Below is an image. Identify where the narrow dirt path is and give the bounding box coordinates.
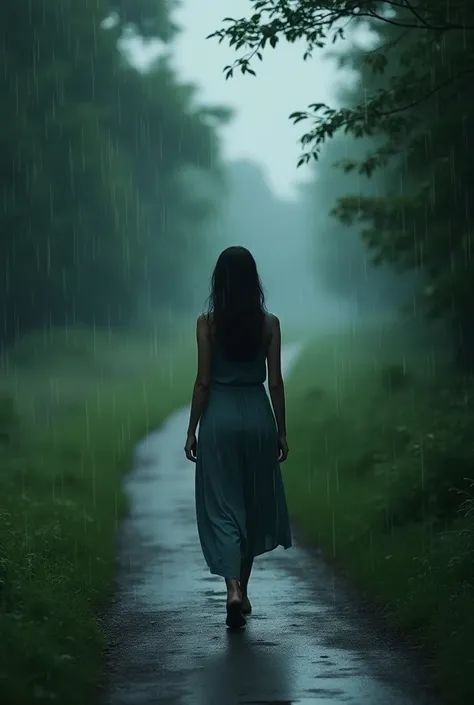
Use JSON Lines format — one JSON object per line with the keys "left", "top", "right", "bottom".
{"left": 102, "top": 343, "right": 435, "bottom": 705}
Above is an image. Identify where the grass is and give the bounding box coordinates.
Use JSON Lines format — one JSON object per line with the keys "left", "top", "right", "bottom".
{"left": 284, "top": 318, "right": 474, "bottom": 705}
{"left": 0, "top": 325, "right": 196, "bottom": 705}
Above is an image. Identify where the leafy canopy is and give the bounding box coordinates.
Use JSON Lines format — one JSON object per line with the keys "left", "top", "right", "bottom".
{"left": 209, "top": 1, "right": 474, "bottom": 175}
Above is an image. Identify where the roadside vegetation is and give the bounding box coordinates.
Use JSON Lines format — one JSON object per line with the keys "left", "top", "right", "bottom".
{"left": 0, "top": 326, "right": 195, "bottom": 705}
{"left": 285, "top": 319, "right": 474, "bottom": 705}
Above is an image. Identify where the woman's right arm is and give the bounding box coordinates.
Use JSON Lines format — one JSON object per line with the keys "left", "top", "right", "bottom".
{"left": 267, "top": 315, "right": 287, "bottom": 439}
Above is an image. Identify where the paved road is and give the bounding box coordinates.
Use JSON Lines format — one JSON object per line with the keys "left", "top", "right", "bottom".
{"left": 102, "top": 344, "right": 435, "bottom": 705}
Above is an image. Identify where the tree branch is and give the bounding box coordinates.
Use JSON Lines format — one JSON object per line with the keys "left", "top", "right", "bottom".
{"left": 375, "top": 68, "right": 474, "bottom": 118}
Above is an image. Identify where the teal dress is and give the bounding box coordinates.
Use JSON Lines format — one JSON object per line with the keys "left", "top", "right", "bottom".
{"left": 195, "top": 341, "right": 292, "bottom": 580}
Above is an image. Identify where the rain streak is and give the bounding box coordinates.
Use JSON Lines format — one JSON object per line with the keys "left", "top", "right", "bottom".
{"left": 0, "top": 2, "right": 472, "bottom": 705}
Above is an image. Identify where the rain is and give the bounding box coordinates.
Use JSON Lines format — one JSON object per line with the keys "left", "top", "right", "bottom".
{"left": 0, "top": 2, "right": 472, "bottom": 705}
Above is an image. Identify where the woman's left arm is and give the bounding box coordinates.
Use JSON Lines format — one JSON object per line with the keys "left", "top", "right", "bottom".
{"left": 186, "top": 314, "right": 211, "bottom": 438}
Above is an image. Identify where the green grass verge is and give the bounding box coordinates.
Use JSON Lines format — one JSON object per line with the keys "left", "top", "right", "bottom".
{"left": 0, "top": 327, "right": 196, "bottom": 705}
{"left": 284, "top": 320, "right": 474, "bottom": 704}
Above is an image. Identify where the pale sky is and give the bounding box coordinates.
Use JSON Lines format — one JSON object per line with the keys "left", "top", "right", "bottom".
{"left": 122, "top": 1, "right": 356, "bottom": 200}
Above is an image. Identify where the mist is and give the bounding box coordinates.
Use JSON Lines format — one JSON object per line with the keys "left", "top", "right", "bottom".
{"left": 0, "top": 1, "right": 445, "bottom": 386}
{"left": 184, "top": 157, "right": 360, "bottom": 336}
{"left": 122, "top": 2, "right": 404, "bottom": 342}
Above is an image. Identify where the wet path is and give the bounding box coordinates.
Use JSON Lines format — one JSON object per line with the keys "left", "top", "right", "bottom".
{"left": 102, "top": 344, "right": 435, "bottom": 705}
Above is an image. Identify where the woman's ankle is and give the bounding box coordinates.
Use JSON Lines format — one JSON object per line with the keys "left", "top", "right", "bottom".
{"left": 225, "top": 578, "right": 241, "bottom": 601}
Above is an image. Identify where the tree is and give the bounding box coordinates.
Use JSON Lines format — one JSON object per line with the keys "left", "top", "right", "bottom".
{"left": 210, "top": 1, "right": 474, "bottom": 173}
{"left": 301, "top": 133, "right": 417, "bottom": 314}
{"left": 0, "top": 0, "right": 227, "bottom": 344}
{"left": 108, "top": 0, "right": 178, "bottom": 39}
{"left": 211, "top": 1, "right": 474, "bottom": 366}
{"left": 302, "top": 25, "right": 421, "bottom": 315}
{"left": 331, "top": 17, "right": 474, "bottom": 364}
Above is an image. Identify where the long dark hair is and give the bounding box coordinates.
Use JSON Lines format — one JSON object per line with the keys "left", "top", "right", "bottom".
{"left": 207, "top": 246, "right": 267, "bottom": 362}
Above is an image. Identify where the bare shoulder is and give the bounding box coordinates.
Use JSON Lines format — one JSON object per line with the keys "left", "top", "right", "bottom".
{"left": 196, "top": 313, "right": 211, "bottom": 335}
{"left": 266, "top": 312, "right": 281, "bottom": 332}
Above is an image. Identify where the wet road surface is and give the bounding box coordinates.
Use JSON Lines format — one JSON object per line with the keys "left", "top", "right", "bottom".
{"left": 102, "top": 344, "right": 436, "bottom": 705}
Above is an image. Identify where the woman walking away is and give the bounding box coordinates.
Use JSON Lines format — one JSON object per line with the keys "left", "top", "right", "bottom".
{"left": 184, "top": 245, "right": 292, "bottom": 629}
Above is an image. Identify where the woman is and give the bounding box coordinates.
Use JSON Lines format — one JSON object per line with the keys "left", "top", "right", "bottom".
{"left": 184, "top": 246, "right": 292, "bottom": 629}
